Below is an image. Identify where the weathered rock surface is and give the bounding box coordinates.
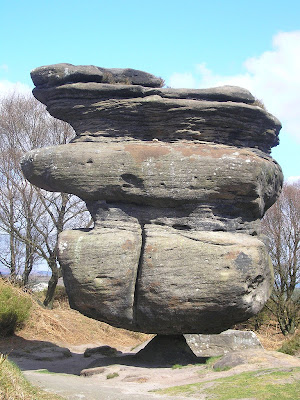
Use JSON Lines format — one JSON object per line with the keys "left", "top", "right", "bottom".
{"left": 59, "top": 226, "right": 273, "bottom": 333}
{"left": 22, "top": 142, "right": 281, "bottom": 213}
{"left": 22, "top": 64, "right": 283, "bottom": 334}
{"left": 31, "top": 63, "right": 164, "bottom": 88}
{"left": 185, "top": 330, "right": 263, "bottom": 357}
{"left": 30, "top": 64, "right": 281, "bottom": 153}
{"left": 213, "top": 349, "right": 300, "bottom": 370}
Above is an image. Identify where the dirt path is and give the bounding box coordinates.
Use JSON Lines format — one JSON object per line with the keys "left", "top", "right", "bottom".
{"left": 8, "top": 340, "right": 202, "bottom": 400}
{"left": 23, "top": 368, "right": 200, "bottom": 400}
{"left": 6, "top": 339, "right": 300, "bottom": 400}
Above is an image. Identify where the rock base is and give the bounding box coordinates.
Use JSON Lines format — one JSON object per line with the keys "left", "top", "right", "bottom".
{"left": 82, "top": 335, "right": 206, "bottom": 373}
{"left": 185, "top": 330, "right": 263, "bottom": 357}
{"left": 133, "top": 335, "right": 202, "bottom": 365}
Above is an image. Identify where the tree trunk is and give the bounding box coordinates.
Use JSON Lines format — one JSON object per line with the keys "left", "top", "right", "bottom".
{"left": 278, "top": 314, "right": 296, "bottom": 336}
{"left": 8, "top": 196, "right": 17, "bottom": 282}
{"left": 22, "top": 253, "right": 33, "bottom": 287}
{"left": 43, "top": 260, "right": 61, "bottom": 308}
{"left": 278, "top": 318, "right": 289, "bottom": 336}
{"left": 9, "top": 231, "right": 17, "bottom": 282}
{"left": 22, "top": 203, "right": 34, "bottom": 286}
{"left": 22, "top": 234, "right": 34, "bottom": 286}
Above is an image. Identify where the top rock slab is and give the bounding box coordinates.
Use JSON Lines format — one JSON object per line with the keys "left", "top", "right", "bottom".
{"left": 31, "top": 63, "right": 255, "bottom": 104}
{"left": 31, "top": 63, "right": 165, "bottom": 88}
{"left": 30, "top": 64, "right": 281, "bottom": 153}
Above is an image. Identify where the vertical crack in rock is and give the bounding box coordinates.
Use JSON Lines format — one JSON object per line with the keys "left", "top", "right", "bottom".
{"left": 133, "top": 223, "right": 146, "bottom": 327}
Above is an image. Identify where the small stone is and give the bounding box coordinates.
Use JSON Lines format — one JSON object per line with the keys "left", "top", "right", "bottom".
{"left": 84, "top": 346, "right": 119, "bottom": 357}
{"left": 80, "top": 367, "right": 106, "bottom": 376}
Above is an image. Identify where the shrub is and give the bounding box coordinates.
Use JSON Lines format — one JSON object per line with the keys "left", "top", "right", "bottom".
{"left": 278, "top": 331, "right": 300, "bottom": 355}
{"left": 0, "top": 279, "right": 32, "bottom": 337}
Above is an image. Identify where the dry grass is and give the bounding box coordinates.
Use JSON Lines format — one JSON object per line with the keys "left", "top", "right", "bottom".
{"left": 253, "top": 98, "right": 267, "bottom": 110}
{"left": 255, "top": 320, "right": 287, "bottom": 351}
{"left": 9, "top": 295, "right": 151, "bottom": 351}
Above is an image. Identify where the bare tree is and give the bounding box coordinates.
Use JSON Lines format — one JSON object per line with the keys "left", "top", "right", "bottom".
{"left": 262, "top": 181, "right": 300, "bottom": 335}
{"left": 0, "top": 92, "right": 91, "bottom": 306}
{"left": 0, "top": 150, "right": 37, "bottom": 282}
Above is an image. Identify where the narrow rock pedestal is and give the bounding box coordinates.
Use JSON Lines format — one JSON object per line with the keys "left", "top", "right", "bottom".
{"left": 82, "top": 335, "right": 205, "bottom": 372}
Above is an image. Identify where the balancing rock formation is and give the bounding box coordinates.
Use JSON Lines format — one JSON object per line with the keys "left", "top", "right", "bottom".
{"left": 22, "top": 63, "right": 283, "bottom": 334}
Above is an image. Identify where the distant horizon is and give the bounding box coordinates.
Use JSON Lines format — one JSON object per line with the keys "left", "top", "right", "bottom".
{"left": 0, "top": 268, "right": 51, "bottom": 276}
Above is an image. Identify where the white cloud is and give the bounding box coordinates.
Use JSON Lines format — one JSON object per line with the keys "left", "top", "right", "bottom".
{"left": 286, "top": 176, "right": 300, "bottom": 184}
{"left": 0, "top": 80, "right": 32, "bottom": 98}
{"left": 168, "top": 31, "right": 300, "bottom": 143}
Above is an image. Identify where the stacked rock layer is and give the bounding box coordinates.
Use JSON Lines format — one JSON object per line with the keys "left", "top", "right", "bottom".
{"left": 22, "top": 64, "right": 283, "bottom": 334}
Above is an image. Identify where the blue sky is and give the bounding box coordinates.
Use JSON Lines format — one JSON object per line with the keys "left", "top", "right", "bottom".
{"left": 1, "top": 0, "right": 299, "bottom": 181}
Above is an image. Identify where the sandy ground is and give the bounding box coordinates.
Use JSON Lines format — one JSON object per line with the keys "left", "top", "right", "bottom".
{"left": 2, "top": 335, "right": 300, "bottom": 400}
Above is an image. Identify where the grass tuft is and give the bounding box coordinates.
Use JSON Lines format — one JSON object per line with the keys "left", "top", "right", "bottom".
{"left": 253, "top": 98, "right": 267, "bottom": 110}
{"left": 205, "top": 356, "right": 222, "bottom": 367}
{"left": 0, "top": 353, "right": 65, "bottom": 399}
{"left": 172, "top": 364, "right": 184, "bottom": 369}
{"left": 106, "top": 372, "right": 119, "bottom": 379}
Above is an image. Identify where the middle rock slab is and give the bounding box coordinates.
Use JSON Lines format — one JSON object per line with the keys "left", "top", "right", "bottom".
{"left": 59, "top": 224, "right": 272, "bottom": 334}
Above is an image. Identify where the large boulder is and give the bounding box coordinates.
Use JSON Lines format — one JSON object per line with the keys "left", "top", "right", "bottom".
{"left": 22, "top": 64, "right": 283, "bottom": 334}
